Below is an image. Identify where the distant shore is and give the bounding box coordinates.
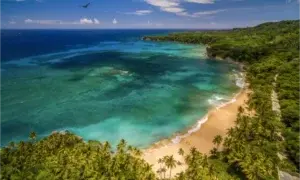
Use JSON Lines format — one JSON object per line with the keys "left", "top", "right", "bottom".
{"left": 143, "top": 86, "right": 251, "bottom": 176}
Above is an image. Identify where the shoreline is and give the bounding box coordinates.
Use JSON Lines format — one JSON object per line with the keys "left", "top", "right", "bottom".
{"left": 143, "top": 85, "right": 250, "bottom": 176}
{"left": 141, "top": 45, "right": 246, "bottom": 150}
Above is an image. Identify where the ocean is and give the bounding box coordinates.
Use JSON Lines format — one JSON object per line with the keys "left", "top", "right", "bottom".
{"left": 1, "top": 29, "right": 241, "bottom": 148}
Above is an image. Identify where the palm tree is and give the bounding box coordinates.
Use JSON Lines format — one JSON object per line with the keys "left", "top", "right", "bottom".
{"left": 29, "top": 131, "right": 37, "bottom": 142}
{"left": 19, "top": 141, "right": 25, "bottom": 151}
{"left": 226, "top": 128, "right": 235, "bottom": 136}
{"left": 190, "top": 147, "right": 197, "bottom": 155}
{"left": 210, "top": 147, "right": 218, "bottom": 157}
{"left": 238, "top": 106, "right": 244, "bottom": 113}
{"left": 157, "top": 168, "right": 163, "bottom": 179}
{"left": 212, "top": 135, "right": 223, "bottom": 150}
{"left": 103, "top": 141, "right": 111, "bottom": 155}
{"left": 161, "top": 167, "right": 167, "bottom": 179}
{"left": 9, "top": 141, "right": 15, "bottom": 149}
{"left": 177, "top": 161, "right": 182, "bottom": 166}
{"left": 178, "top": 148, "right": 184, "bottom": 156}
{"left": 176, "top": 172, "right": 185, "bottom": 180}
{"left": 164, "top": 155, "right": 177, "bottom": 179}
{"left": 127, "top": 145, "right": 133, "bottom": 152}
{"left": 117, "top": 139, "right": 127, "bottom": 153}
{"left": 157, "top": 158, "right": 165, "bottom": 179}
{"left": 133, "top": 147, "right": 142, "bottom": 157}
{"left": 208, "top": 164, "right": 215, "bottom": 178}
{"left": 158, "top": 158, "right": 164, "bottom": 169}
{"left": 202, "top": 155, "right": 209, "bottom": 167}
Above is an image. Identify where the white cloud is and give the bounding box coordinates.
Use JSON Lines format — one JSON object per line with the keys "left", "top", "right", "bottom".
{"left": 144, "top": 0, "right": 228, "bottom": 18}
{"left": 16, "top": 0, "right": 25, "bottom": 2}
{"left": 176, "top": 12, "right": 189, "bottom": 16}
{"left": 173, "top": 9, "right": 227, "bottom": 17}
{"left": 113, "top": 18, "right": 118, "bottom": 24}
{"left": 24, "top": 18, "right": 101, "bottom": 25}
{"left": 25, "top": 19, "right": 61, "bottom": 24}
{"left": 131, "top": 20, "right": 164, "bottom": 27}
{"left": 39, "top": 20, "right": 61, "bottom": 24}
{"left": 9, "top": 20, "right": 16, "bottom": 24}
{"left": 184, "top": 0, "right": 215, "bottom": 4}
{"left": 145, "top": 0, "right": 179, "bottom": 8}
{"left": 286, "top": 0, "right": 300, "bottom": 3}
{"left": 126, "top": 10, "right": 152, "bottom": 15}
{"left": 193, "top": 9, "right": 227, "bottom": 16}
{"left": 25, "top": 19, "right": 33, "bottom": 23}
{"left": 162, "top": 7, "right": 185, "bottom": 13}
{"left": 145, "top": 0, "right": 184, "bottom": 14}
{"left": 94, "top": 18, "right": 100, "bottom": 24}
{"left": 79, "top": 18, "right": 93, "bottom": 24}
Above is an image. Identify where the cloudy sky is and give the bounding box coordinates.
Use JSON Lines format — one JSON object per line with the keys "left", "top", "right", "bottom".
{"left": 1, "top": 0, "right": 299, "bottom": 29}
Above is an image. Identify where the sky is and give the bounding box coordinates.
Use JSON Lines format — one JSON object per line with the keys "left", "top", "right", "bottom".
{"left": 1, "top": 0, "right": 299, "bottom": 29}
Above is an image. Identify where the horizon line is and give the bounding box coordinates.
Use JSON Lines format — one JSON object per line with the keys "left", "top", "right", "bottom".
{"left": 1, "top": 27, "right": 240, "bottom": 30}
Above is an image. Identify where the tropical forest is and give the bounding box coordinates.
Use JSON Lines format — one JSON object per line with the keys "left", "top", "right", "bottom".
{"left": 1, "top": 20, "right": 299, "bottom": 180}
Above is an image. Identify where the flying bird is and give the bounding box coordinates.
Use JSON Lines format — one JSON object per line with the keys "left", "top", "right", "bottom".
{"left": 81, "top": 2, "right": 90, "bottom": 8}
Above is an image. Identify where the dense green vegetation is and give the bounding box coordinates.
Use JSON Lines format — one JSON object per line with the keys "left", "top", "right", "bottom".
{"left": 145, "top": 20, "right": 300, "bottom": 177}
{"left": 1, "top": 20, "right": 299, "bottom": 179}
{"left": 1, "top": 131, "right": 156, "bottom": 180}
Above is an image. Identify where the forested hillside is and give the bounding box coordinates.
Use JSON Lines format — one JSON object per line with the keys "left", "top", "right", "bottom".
{"left": 144, "top": 20, "right": 300, "bottom": 176}
{"left": 1, "top": 20, "right": 299, "bottom": 180}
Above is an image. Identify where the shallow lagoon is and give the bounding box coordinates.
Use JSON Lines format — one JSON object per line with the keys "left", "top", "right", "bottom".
{"left": 1, "top": 30, "right": 241, "bottom": 147}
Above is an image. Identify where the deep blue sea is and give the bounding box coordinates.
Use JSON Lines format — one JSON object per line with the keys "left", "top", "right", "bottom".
{"left": 1, "top": 29, "right": 241, "bottom": 147}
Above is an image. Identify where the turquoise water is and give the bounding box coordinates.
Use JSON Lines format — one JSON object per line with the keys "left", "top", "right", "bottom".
{"left": 1, "top": 30, "right": 241, "bottom": 148}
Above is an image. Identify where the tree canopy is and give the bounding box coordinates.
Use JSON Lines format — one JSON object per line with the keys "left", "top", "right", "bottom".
{"left": 1, "top": 131, "right": 156, "bottom": 180}
{"left": 2, "top": 20, "right": 299, "bottom": 179}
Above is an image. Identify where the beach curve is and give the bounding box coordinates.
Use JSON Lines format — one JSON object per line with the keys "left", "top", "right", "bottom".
{"left": 142, "top": 85, "right": 251, "bottom": 177}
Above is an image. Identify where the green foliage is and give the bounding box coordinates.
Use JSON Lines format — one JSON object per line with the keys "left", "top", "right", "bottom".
{"left": 2, "top": 20, "right": 299, "bottom": 180}
{"left": 178, "top": 148, "right": 184, "bottom": 156}
{"left": 145, "top": 20, "right": 299, "bottom": 177}
{"left": 212, "top": 135, "right": 223, "bottom": 149}
{"left": 164, "top": 155, "right": 177, "bottom": 179}
{"left": 176, "top": 148, "right": 218, "bottom": 180}
{"left": 1, "top": 132, "right": 156, "bottom": 180}
{"left": 276, "top": 55, "right": 299, "bottom": 169}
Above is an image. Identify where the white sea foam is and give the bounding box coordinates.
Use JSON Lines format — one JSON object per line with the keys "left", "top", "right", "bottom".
{"left": 47, "top": 53, "right": 81, "bottom": 63}
{"left": 5, "top": 58, "right": 37, "bottom": 66}
{"left": 171, "top": 75, "right": 244, "bottom": 144}
{"left": 234, "top": 72, "right": 245, "bottom": 88}
{"left": 216, "top": 97, "right": 237, "bottom": 110}
{"left": 208, "top": 94, "right": 228, "bottom": 106}
{"left": 171, "top": 94, "right": 238, "bottom": 144}
{"left": 171, "top": 115, "right": 208, "bottom": 144}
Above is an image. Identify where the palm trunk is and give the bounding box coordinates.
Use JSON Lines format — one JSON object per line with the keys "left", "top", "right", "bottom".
{"left": 159, "top": 164, "right": 162, "bottom": 179}
{"left": 169, "top": 168, "right": 172, "bottom": 179}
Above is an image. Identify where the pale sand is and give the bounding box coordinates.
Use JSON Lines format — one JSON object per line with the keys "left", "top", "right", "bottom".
{"left": 143, "top": 87, "right": 251, "bottom": 177}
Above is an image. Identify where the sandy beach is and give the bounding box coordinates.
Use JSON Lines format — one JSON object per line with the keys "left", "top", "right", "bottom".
{"left": 143, "top": 87, "right": 251, "bottom": 177}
